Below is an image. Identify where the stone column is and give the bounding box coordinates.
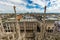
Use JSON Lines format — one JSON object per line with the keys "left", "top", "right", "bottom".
{"left": 24, "top": 22, "right": 26, "bottom": 40}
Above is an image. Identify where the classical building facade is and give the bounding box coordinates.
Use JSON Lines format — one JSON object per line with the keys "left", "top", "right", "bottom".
{"left": 0, "top": 14, "right": 60, "bottom": 40}
{"left": 0, "top": 16, "right": 42, "bottom": 40}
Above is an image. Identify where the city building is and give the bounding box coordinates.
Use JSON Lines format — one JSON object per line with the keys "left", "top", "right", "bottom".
{"left": 1, "top": 15, "right": 43, "bottom": 40}
{"left": 0, "top": 13, "right": 60, "bottom": 40}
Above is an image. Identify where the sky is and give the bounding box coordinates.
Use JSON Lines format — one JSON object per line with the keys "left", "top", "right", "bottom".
{"left": 0, "top": 0, "right": 60, "bottom": 13}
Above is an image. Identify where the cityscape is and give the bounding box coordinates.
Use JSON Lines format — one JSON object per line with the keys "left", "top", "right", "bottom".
{"left": 0, "top": 0, "right": 60, "bottom": 40}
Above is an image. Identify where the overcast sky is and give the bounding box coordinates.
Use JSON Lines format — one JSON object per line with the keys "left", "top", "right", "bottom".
{"left": 0, "top": 0, "right": 60, "bottom": 13}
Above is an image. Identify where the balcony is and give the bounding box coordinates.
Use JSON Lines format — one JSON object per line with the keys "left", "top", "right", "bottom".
{"left": 20, "top": 26, "right": 33, "bottom": 31}
{"left": 25, "top": 32, "right": 34, "bottom": 37}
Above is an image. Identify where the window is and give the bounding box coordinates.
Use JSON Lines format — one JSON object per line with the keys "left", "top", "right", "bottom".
{"left": 37, "top": 25, "right": 40, "bottom": 32}
{"left": 4, "top": 23, "right": 13, "bottom": 32}
{"left": 48, "top": 27, "right": 50, "bottom": 29}
{"left": 3, "top": 26, "right": 6, "bottom": 29}
{"left": 46, "top": 27, "right": 53, "bottom": 32}
{"left": 0, "top": 23, "right": 1, "bottom": 25}
{"left": 47, "top": 30, "right": 53, "bottom": 32}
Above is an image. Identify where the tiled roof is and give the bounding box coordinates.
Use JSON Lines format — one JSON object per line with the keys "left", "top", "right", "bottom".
{"left": 16, "top": 15, "right": 23, "bottom": 20}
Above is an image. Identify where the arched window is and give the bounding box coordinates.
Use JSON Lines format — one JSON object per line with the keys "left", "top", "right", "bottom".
{"left": 46, "top": 27, "right": 53, "bottom": 33}
{"left": 37, "top": 25, "right": 40, "bottom": 32}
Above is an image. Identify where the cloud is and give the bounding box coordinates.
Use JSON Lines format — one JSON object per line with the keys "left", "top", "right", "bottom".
{"left": 0, "top": 9, "right": 4, "bottom": 12}
{"left": 0, "top": 0, "right": 60, "bottom": 13}
{"left": 0, "top": 1, "right": 14, "bottom": 6}
{"left": 30, "top": 0, "right": 45, "bottom": 7}
{"left": 46, "top": 0, "right": 60, "bottom": 13}
{"left": 9, "top": 0, "right": 21, "bottom": 3}
{"left": 16, "top": 5, "right": 44, "bottom": 13}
